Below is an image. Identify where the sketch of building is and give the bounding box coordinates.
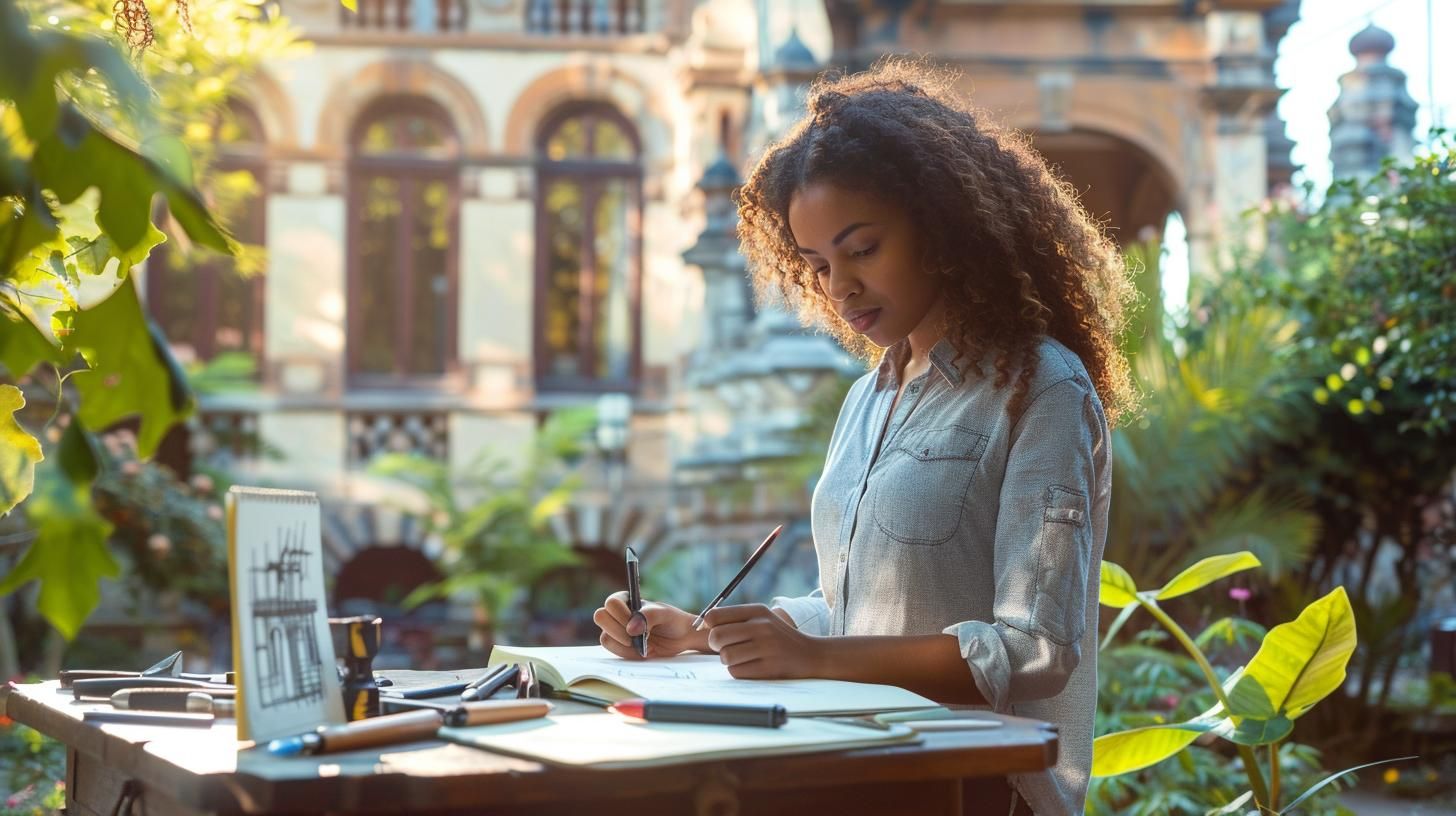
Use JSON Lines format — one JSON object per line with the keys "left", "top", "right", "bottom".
{"left": 250, "top": 521, "right": 327, "bottom": 709}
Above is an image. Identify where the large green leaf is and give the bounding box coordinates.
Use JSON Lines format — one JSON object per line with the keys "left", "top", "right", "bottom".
{"left": 1092, "top": 721, "right": 1211, "bottom": 777}
{"left": 0, "top": 384, "right": 43, "bottom": 515}
{"left": 1229, "top": 713, "right": 1292, "bottom": 745}
{"left": 1155, "top": 551, "right": 1261, "bottom": 602}
{"left": 31, "top": 106, "right": 233, "bottom": 260}
{"left": 1100, "top": 560, "right": 1140, "bottom": 609}
{"left": 0, "top": 461, "right": 118, "bottom": 639}
{"left": 67, "top": 279, "right": 193, "bottom": 457}
{"left": 0, "top": 300, "right": 63, "bottom": 378}
{"left": 1229, "top": 586, "right": 1356, "bottom": 720}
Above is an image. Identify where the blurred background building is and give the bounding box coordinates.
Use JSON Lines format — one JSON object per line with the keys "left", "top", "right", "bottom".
{"left": 136, "top": 0, "right": 1353, "bottom": 652}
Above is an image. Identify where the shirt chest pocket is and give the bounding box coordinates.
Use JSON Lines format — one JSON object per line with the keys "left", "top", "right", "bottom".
{"left": 870, "top": 425, "right": 990, "bottom": 546}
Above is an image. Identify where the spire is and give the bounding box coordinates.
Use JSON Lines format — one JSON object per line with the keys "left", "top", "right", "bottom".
{"left": 1348, "top": 22, "right": 1395, "bottom": 61}
{"left": 1328, "top": 23, "right": 1418, "bottom": 181}
{"left": 772, "top": 27, "right": 817, "bottom": 72}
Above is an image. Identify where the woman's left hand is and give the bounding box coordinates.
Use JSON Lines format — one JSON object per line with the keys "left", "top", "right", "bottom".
{"left": 702, "top": 604, "right": 826, "bottom": 679}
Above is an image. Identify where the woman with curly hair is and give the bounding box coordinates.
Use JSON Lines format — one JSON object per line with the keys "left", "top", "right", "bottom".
{"left": 595, "top": 58, "right": 1136, "bottom": 815}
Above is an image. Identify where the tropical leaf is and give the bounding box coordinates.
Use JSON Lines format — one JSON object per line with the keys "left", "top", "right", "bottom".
{"left": 1101, "top": 560, "right": 1140, "bottom": 609}
{"left": 1092, "top": 721, "right": 1213, "bottom": 777}
{"left": 0, "top": 384, "right": 43, "bottom": 514}
{"left": 1228, "top": 587, "right": 1356, "bottom": 720}
{"left": 1155, "top": 551, "right": 1261, "bottom": 602}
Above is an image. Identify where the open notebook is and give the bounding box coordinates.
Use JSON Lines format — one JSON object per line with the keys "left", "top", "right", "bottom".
{"left": 487, "top": 645, "right": 937, "bottom": 716}
{"left": 439, "top": 712, "right": 920, "bottom": 769}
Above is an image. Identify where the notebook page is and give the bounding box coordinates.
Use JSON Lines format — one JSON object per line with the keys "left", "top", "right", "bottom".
{"left": 488, "top": 645, "right": 937, "bottom": 716}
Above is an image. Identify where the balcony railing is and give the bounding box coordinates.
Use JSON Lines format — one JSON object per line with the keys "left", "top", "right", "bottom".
{"left": 525, "top": 0, "right": 645, "bottom": 35}
{"left": 347, "top": 411, "right": 450, "bottom": 468}
{"left": 341, "top": 0, "right": 468, "bottom": 32}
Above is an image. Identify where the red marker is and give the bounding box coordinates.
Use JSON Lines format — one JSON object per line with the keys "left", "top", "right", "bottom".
{"left": 609, "top": 698, "right": 787, "bottom": 728}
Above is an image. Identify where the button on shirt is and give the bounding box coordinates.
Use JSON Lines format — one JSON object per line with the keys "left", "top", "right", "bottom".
{"left": 772, "top": 336, "right": 1111, "bottom": 816}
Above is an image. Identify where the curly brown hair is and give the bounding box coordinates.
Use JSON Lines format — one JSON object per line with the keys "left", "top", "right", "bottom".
{"left": 735, "top": 58, "right": 1137, "bottom": 427}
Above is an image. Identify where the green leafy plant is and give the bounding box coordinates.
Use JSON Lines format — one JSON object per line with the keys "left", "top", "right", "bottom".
{"left": 0, "top": 0, "right": 298, "bottom": 643}
{"left": 0, "top": 0, "right": 237, "bottom": 641}
{"left": 0, "top": 713, "right": 65, "bottom": 816}
{"left": 1235, "top": 141, "right": 1456, "bottom": 749}
{"left": 1093, "top": 551, "right": 1410, "bottom": 813}
{"left": 368, "top": 408, "right": 595, "bottom": 639}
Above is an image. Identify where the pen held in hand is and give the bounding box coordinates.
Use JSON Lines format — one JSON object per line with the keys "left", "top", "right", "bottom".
{"left": 625, "top": 546, "right": 646, "bottom": 657}
{"left": 691, "top": 524, "right": 784, "bottom": 630}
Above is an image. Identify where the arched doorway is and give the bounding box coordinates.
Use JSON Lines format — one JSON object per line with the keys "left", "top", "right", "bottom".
{"left": 1031, "top": 128, "right": 1180, "bottom": 247}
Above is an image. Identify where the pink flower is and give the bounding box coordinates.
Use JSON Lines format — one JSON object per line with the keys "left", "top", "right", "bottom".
{"left": 1229, "top": 587, "right": 1252, "bottom": 602}
{"left": 1161, "top": 694, "right": 1179, "bottom": 709}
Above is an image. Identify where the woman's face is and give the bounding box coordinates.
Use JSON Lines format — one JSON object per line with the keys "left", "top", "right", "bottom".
{"left": 787, "top": 182, "right": 944, "bottom": 351}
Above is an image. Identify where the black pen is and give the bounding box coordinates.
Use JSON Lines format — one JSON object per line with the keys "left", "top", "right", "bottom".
{"left": 380, "top": 681, "right": 470, "bottom": 700}
{"left": 460, "top": 664, "right": 517, "bottom": 702}
{"left": 626, "top": 546, "right": 647, "bottom": 657}
{"left": 692, "top": 524, "right": 784, "bottom": 629}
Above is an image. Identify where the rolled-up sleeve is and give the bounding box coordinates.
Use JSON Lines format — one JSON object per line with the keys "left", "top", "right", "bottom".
{"left": 771, "top": 588, "right": 832, "bottom": 636}
{"left": 944, "top": 378, "right": 1100, "bottom": 711}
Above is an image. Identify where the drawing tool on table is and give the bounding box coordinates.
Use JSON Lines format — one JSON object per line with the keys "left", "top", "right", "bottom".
{"left": 459, "top": 664, "right": 516, "bottom": 702}
{"left": 60, "top": 651, "right": 231, "bottom": 688}
{"left": 267, "top": 699, "right": 552, "bottom": 756}
{"left": 111, "top": 689, "right": 236, "bottom": 716}
{"left": 379, "top": 680, "right": 473, "bottom": 699}
{"left": 625, "top": 546, "right": 647, "bottom": 657}
{"left": 608, "top": 699, "right": 788, "bottom": 728}
{"left": 73, "top": 676, "right": 235, "bottom": 700}
{"left": 84, "top": 710, "right": 216, "bottom": 728}
{"left": 691, "top": 524, "right": 784, "bottom": 630}
{"left": 515, "top": 662, "right": 540, "bottom": 699}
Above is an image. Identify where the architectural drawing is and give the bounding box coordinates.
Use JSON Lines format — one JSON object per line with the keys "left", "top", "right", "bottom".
{"left": 248, "top": 520, "right": 327, "bottom": 709}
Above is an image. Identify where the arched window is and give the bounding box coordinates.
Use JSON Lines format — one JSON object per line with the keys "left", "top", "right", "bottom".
{"left": 347, "top": 98, "right": 461, "bottom": 385}
{"left": 147, "top": 99, "right": 266, "bottom": 369}
{"left": 534, "top": 104, "right": 642, "bottom": 391}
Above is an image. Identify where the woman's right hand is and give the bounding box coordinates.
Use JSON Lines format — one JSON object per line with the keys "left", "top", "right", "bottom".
{"left": 593, "top": 592, "right": 710, "bottom": 659}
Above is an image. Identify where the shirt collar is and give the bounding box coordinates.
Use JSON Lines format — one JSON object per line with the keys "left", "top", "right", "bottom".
{"left": 874, "top": 338, "right": 967, "bottom": 391}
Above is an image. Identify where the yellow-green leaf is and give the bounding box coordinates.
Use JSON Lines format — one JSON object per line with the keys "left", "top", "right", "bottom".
{"left": 68, "top": 279, "right": 194, "bottom": 458}
{"left": 0, "top": 462, "right": 118, "bottom": 639}
{"left": 0, "top": 384, "right": 43, "bottom": 515}
{"left": 1229, "top": 586, "right": 1356, "bottom": 720}
{"left": 1156, "top": 551, "right": 1262, "bottom": 601}
{"left": 1092, "top": 722, "right": 1211, "bottom": 777}
{"left": 1100, "top": 560, "right": 1140, "bottom": 609}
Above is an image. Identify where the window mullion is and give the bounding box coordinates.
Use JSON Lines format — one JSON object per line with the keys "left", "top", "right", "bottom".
{"left": 577, "top": 177, "right": 600, "bottom": 379}
{"left": 395, "top": 173, "right": 417, "bottom": 378}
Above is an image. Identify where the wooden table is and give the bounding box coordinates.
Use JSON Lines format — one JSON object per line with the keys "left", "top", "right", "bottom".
{"left": 2, "top": 674, "right": 1056, "bottom": 816}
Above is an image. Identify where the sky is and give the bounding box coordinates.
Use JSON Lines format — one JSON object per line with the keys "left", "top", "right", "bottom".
{"left": 1275, "top": 0, "right": 1451, "bottom": 193}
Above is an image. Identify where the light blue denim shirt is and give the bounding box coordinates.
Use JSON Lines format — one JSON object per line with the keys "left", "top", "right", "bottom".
{"left": 773, "top": 335, "right": 1111, "bottom": 816}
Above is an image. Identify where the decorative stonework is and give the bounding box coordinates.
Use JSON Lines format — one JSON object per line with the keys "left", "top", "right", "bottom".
{"left": 315, "top": 58, "right": 491, "bottom": 157}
